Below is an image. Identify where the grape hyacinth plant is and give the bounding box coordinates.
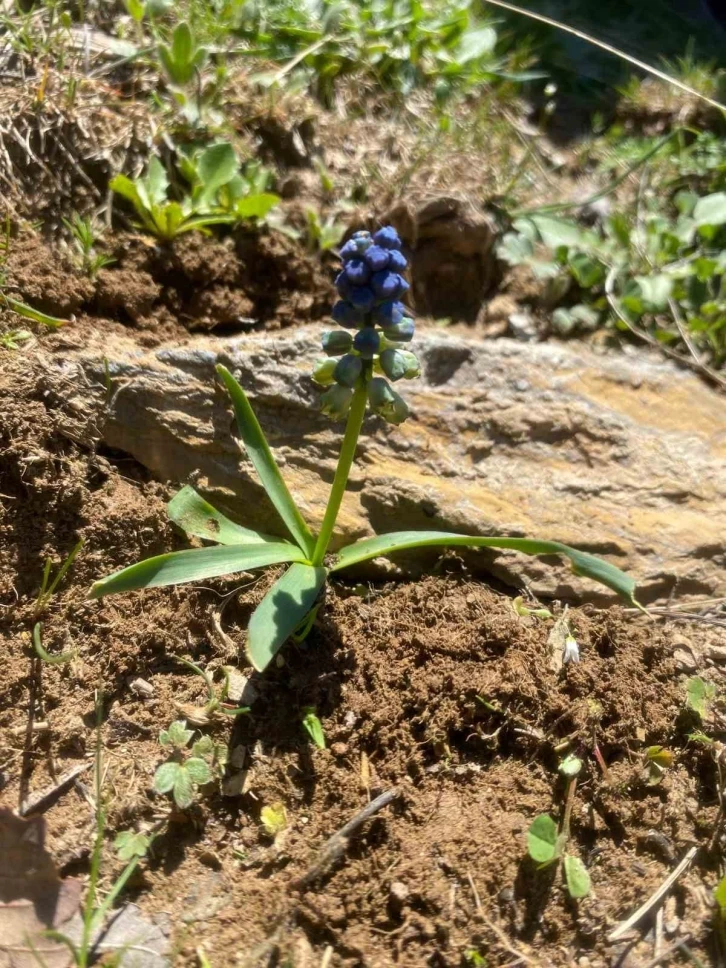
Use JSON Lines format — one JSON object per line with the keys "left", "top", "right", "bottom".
{"left": 91, "top": 225, "right": 642, "bottom": 672}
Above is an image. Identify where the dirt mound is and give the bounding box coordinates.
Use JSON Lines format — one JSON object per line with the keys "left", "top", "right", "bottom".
{"left": 0, "top": 351, "right": 722, "bottom": 967}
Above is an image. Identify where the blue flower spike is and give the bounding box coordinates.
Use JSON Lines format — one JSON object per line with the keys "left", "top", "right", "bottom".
{"left": 315, "top": 225, "right": 417, "bottom": 424}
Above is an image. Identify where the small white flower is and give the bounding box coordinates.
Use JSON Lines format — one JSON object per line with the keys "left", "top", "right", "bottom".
{"left": 563, "top": 635, "right": 580, "bottom": 664}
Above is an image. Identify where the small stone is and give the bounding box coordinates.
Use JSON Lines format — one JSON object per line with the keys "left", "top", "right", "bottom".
{"left": 330, "top": 742, "right": 348, "bottom": 756}
{"left": 129, "top": 677, "right": 154, "bottom": 698}
{"left": 229, "top": 745, "right": 247, "bottom": 769}
{"left": 224, "top": 668, "right": 258, "bottom": 705}
{"left": 508, "top": 312, "right": 538, "bottom": 341}
{"left": 390, "top": 881, "right": 409, "bottom": 902}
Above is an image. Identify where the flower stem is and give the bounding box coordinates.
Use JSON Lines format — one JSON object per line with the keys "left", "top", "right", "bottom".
{"left": 311, "top": 380, "right": 368, "bottom": 566}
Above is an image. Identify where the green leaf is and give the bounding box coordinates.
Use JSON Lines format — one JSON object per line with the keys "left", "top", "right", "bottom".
{"left": 216, "top": 365, "right": 315, "bottom": 557}
{"left": 173, "top": 766, "right": 195, "bottom": 808}
{"left": 172, "top": 21, "right": 193, "bottom": 67}
{"left": 247, "top": 563, "right": 328, "bottom": 671}
{"left": 686, "top": 676, "right": 716, "bottom": 719}
{"left": 715, "top": 875, "right": 726, "bottom": 916}
{"left": 302, "top": 707, "right": 326, "bottom": 749}
{"left": 154, "top": 761, "right": 180, "bottom": 794}
{"left": 185, "top": 757, "right": 212, "bottom": 784}
{"left": 89, "top": 542, "right": 306, "bottom": 598}
{"left": 528, "top": 215, "right": 589, "bottom": 249}
{"left": 564, "top": 854, "right": 591, "bottom": 898}
{"left": 527, "top": 814, "right": 559, "bottom": 864}
{"left": 192, "top": 735, "right": 215, "bottom": 759}
{"left": 110, "top": 173, "right": 144, "bottom": 209}
{"left": 32, "top": 623, "right": 75, "bottom": 665}
{"left": 635, "top": 274, "right": 673, "bottom": 311}
{"left": 559, "top": 754, "right": 582, "bottom": 777}
{"left": 4, "top": 296, "right": 68, "bottom": 329}
{"left": 331, "top": 532, "right": 640, "bottom": 606}
{"left": 260, "top": 803, "right": 286, "bottom": 835}
{"left": 197, "top": 142, "right": 238, "bottom": 194}
{"left": 160, "top": 720, "right": 193, "bottom": 748}
{"left": 115, "top": 830, "right": 150, "bottom": 861}
{"left": 568, "top": 252, "right": 603, "bottom": 289}
{"left": 496, "top": 232, "right": 533, "bottom": 265}
{"left": 693, "top": 192, "right": 726, "bottom": 227}
{"left": 234, "top": 193, "right": 280, "bottom": 221}
{"left": 144, "top": 156, "right": 169, "bottom": 208}
{"left": 167, "top": 485, "right": 283, "bottom": 545}
{"left": 457, "top": 26, "right": 496, "bottom": 62}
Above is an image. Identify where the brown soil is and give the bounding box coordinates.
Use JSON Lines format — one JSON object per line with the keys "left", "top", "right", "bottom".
{"left": 1, "top": 350, "right": 724, "bottom": 968}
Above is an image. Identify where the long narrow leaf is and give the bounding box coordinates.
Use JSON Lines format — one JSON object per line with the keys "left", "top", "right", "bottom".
{"left": 90, "top": 542, "right": 306, "bottom": 598}
{"left": 216, "top": 365, "right": 315, "bottom": 557}
{"left": 247, "top": 563, "right": 327, "bottom": 671}
{"left": 331, "top": 531, "right": 640, "bottom": 606}
{"left": 4, "top": 296, "right": 67, "bottom": 329}
{"left": 167, "top": 485, "right": 285, "bottom": 546}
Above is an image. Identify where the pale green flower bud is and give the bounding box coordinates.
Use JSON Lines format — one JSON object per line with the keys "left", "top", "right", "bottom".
{"left": 320, "top": 384, "right": 353, "bottom": 420}
{"left": 322, "top": 330, "right": 353, "bottom": 357}
{"left": 379, "top": 348, "right": 420, "bottom": 382}
{"left": 312, "top": 358, "right": 337, "bottom": 386}
{"left": 368, "top": 377, "right": 409, "bottom": 425}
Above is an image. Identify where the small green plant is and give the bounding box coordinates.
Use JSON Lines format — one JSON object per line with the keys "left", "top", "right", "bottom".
{"left": 302, "top": 707, "right": 326, "bottom": 749}
{"left": 110, "top": 156, "right": 234, "bottom": 242}
{"left": 0, "top": 220, "right": 67, "bottom": 334}
{"left": 527, "top": 755, "right": 591, "bottom": 899}
{"left": 63, "top": 214, "right": 115, "bottom": 278}
{"left": 686, "top": 675, "right": 717, "bottom": 719}
{"left": 153, "top": 719, "right": 220, "bottom": 809}
{"left": 304, "top": 207, "right": 346, "bottom": 253}
{"left": 91, "top": 225, "right": 641, "bottom": 672}
{"left": 111, "top": 145, "right": 279, "bottom": 242}
{"left": 158, "top": 21, "right": 207, "bottom": 87}
{"left": 498, "top": 189, "right": 726, "bottom": 369}
{"left": 175, "top": 655, "right": 250, "bottom": 724}
{"left": 0, "top": 328, "right": 31, "bottom": 349}
{"left": 260, "top": 802, "right": 287, "bottom": 837}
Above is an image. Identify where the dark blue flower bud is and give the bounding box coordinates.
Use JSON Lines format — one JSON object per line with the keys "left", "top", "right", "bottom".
{"left": 363, "top": 245, "right": 390, "bottom": 272}
{"left": 382, "top": 317, "right": 415, "bottom": 342}
{"left": 321, "top": 384, "right": 353, "bottom": 419}
{"left": 335, "top": 270, "right": 351, "bottom": 298}
{"left": 322, "top": 330, "right": 353, "bottom": 356}
{"left": 353, "top": 326, "right": 380, "bottom": 359}
{"left": 380, "top": 348, "right": 420, "bottom": 381}
{"left": 334, "top": 354, "right": 363, "bottom": 388}
{"left": 349, "top": 286, "right": 375, "bottom": 312}
{"left": 371, "top": 270, "right": 405, "bottom": 300}
{"left": 372, "top": 300, "right": 405, "bottom": 326}
{"left": 373, "top": 226, "right": 402, "bottom": 250}
{"left": 340, "top": 239, "right": 360, "bottom": 261}
{"left": 344, "top": 259, "right": 371, "bottom": 286}
{"left": 332, "top": 300, "right": 363, "bottom": 329}
{"left": 387, "top": 249, "right": 407, "bottom": 272}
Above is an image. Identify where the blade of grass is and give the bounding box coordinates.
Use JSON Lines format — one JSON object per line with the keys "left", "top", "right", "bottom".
{"left": 89, "top": 542, "right": 307, "bottom": 598}
{"left": 331, "top": 531, "right": 641, "bottom": 606}
{"left": 4, "top": 295, "right": 68, "bottom": 328}
{"left": 33, "top": 623, "right": 76, "bottom": 665}
{"left": 216, "top": 365, "right": 315, "bottom": 557}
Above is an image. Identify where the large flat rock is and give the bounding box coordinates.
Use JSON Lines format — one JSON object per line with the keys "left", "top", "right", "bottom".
{"left": 54, "top": 328, "right": 725, "bottom": 604}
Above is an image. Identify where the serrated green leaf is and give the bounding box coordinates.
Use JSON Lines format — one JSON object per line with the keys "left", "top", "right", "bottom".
{"left": 90, "top": 541, "right": 305, "bottom": 598}
{"left": 302, "top": 707, "right": 326, "bottom": 749}
{"left": 235, "top": 193, "right": 280, "bottom": 220}
{"left": 564, "top": 854, "right": 591, "bottom": 898}
{"left": 496, "top": 232, "right": 533, "bottom": 265}
{"left": 192, "top": 734, "right": 215, "bottom": 759}
{"left": 185, "top": 757, "right": 212, "bottom": 784}
{"left": 154, "top": 761, "right": 180, "bottom": 794}
{"left": 161, "top": 720, "right": 194, "bottom": 748}
{"left": 144, "top": 156, "right": 169, "bottom": 208}
{"left": 167, "top": 486, "right": 283, "bottom": 546}
{"left": 216, "top": 365, "right": 315, "bottom": 557}
{"left": 247, "top": 563, "right": 328, "bottom": 671}
{"left": 331, "top": 532, "right": 640, "bottom": 606}
{"left": 527, "top": 814, "right": 559, "bottom": 864}
{"left": 115, "top": 830, "right": 150, "bottom": 861}
{"left": 173, "top": 766, "right": 195, "bottom": 808}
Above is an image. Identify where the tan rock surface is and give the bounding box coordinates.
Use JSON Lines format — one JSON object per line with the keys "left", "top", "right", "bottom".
{"left": 53, "top": 328, "right": 725, "bottom": 604}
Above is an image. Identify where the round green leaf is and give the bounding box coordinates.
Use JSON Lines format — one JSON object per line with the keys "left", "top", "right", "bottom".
{"left": 185, "top": 757, "right": 213, "bottom": 785}
{"left": 154, "top": 761, "right": 180, "bottom": 794}
{"left": 559, "top": 754, "right": 583, "bottom": 777}
{"left": 527, "top": 814, "right": 558, "bottom": 864}
{"left": 694, "top": 192, "right": 726, "bottom": 227}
